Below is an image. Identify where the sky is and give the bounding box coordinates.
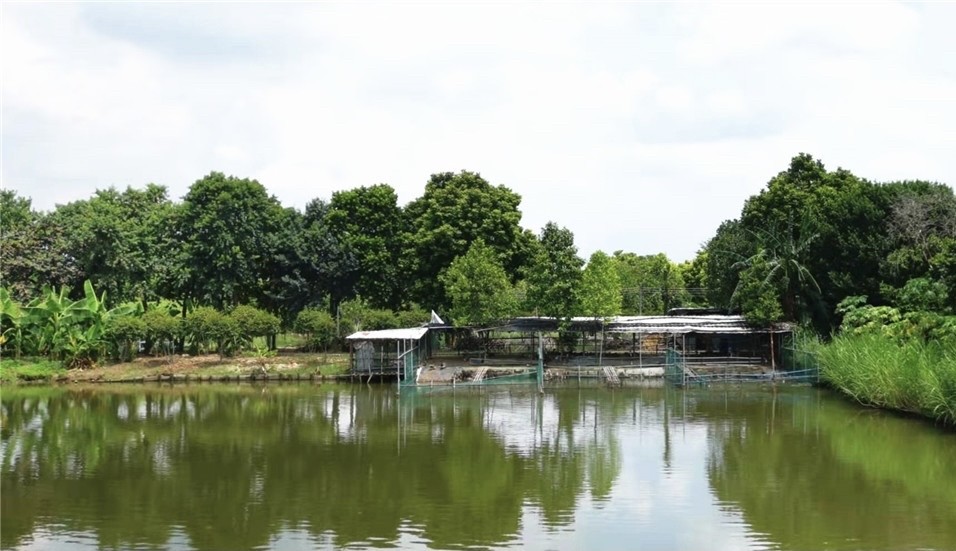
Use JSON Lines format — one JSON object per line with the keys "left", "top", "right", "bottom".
{"left": 3, "top": 2, "right": 955, "bottom": 262}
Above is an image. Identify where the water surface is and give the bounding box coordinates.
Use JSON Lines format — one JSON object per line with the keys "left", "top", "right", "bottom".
{"left": 2, "top": 383, "right": 954, "bottom": 550}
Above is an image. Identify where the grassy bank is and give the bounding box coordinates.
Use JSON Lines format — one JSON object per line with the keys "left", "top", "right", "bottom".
{"left": 0, "top": 352, "right": 351, "bottom": 385}
{"left": 0, "top": 359, "right": 68, "bottom": 384}
{"left": 817, "top": 334, "right": 956, "bottom": 425}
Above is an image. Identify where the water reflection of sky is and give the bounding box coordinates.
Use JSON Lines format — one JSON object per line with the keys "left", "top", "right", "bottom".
{"left": 508, "top": 407, "right": 774, "bottom": 551}
{"left": 391, "top": 388, "right": 777, "bottom": 551}
{"left": 4, "top": 385, "right": 955, "bottom": 551}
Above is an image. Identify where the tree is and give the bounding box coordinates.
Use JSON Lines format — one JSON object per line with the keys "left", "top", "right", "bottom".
{"left": 525, "top": 223, "right": 583, "bottom": 319}
{"left": 277, "top": 200, "right": 358, "bottom": 318}
{"left": 0, "top": 199, "right": 80, "bottom": 302}
{"left": 738, "top": 223, "right": 821, "bottom": 322}
{"left": 702, "top": 220, "right": 755, "bottom": 310}
{"left": 578, "top": 251, "right": 622, "bottom": 319}
{"left": 404, "top": 171, "right": 530, "bottom": 307}
{"left": 612, "top": 252, "right": 688, "bottom": 315}
{"left": 48, "top": 185, "right": 176, "bottom": 305}
{"left": 325, "top": 184, "right": 405, "bottom": 309}
{"left": 888, "top": 183, "right": 956, "bottom": 262}
{"left": 733, "top": 253, "right": 784, "bottom": 327}
{"left": 0, "top": 189, "right": 35, "bottom": 229}
{"left": 441, "top": 240, "right": 517, "bottom": 326}
{"left": 738, "top": 154, "right": 889, "bottom": 328}
{"left": 177, "top": 173, "right": 286, "bottom": 310}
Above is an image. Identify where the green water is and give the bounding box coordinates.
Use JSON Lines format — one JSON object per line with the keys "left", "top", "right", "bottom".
{"left": 1, "top": 383, "right": 954, "bottom": 550}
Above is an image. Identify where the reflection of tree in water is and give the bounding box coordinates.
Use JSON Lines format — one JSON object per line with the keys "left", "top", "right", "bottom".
{"left": 701, "top": 389, "right": 956, "bottom": 551}
{"left": 1, "top": 384, "right": 627, "bottom": 550}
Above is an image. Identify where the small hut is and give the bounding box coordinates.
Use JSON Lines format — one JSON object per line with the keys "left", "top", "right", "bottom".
{"left": 346, "top": 327, "right": 430, "bottom": 384}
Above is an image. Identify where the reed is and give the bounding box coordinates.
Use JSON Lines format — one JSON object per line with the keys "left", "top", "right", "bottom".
{"left": 818, "top": 334, "right": 956, "bottom": 425}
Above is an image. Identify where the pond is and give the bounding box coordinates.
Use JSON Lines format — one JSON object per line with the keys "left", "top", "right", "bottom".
{"left": 1, "top": 383, "right": 955, "bottom": 550}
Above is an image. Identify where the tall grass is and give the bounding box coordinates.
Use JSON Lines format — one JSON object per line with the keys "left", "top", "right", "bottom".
{"left": 817, "top": 334, "right": 956, "bottom": 425}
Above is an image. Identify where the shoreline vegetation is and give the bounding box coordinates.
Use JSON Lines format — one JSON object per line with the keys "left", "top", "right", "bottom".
{"left": 2, "top": 153, "right": 955, "bottom": 426}
{"left": 818, "top": 335, "right": 956, "bottom": 427}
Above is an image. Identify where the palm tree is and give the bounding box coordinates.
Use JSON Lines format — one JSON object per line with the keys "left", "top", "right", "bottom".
{"left": 733, "top": 220, "right": 821, "bottom": 322}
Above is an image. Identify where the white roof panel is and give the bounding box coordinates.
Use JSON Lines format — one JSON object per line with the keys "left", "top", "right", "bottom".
{"left": 345, "top": 327, "right": 429, "bottom": 341}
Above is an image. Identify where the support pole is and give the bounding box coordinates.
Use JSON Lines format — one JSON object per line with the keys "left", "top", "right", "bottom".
{"left": 770, "top": 328, "right": 776, "bottom": 373}
{"left": 537, "top": 331, "right": 544, "bottom": 393}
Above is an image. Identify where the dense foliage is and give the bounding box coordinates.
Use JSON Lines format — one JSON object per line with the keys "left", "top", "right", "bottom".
{"left": 696, "top": 153, "right": 956, "bottom": 330}
{"left": 3, "top": 156, "right": 954, "bottom": 374}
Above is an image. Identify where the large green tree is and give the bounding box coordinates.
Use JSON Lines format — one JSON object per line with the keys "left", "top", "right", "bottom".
{"left": 882, "top": 182, "right": 956, "bottom": 309}
{"left": 403, "top": 171, "right": 531, "bottom": 308}
{"left": 525, "top": 223, "right": 583, "bottom": 319}
{"left": 325, "top": 184, "right": 405, "bottom": 309}
{"left": 176, "top": 173, "right": 286, "bottom": 310}
{"left": 737, "top": 154, "right": 890, "bottom": 328}
{"left": 48, "top": 185, "right": 175, "bottom": 305}
{"left": 0, "top": 192, "right": 80, "bottom": 302}
{"left": 441, "top": 240, "right": 517, "bottom": 326}
{"left": 702, "top": 219, "right": 754, "bottom": 310}
{"left": 579, "top": 251, "right": 622, "bottom": 318}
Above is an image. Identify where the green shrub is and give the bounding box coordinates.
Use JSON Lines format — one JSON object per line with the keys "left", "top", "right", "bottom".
{"left": 363, "top": 309, "right": 398, "bottom": 330}
{"left": 294, "top": 308, "right": 336, "bottom": 352}
{"left": 208, "top": 314, "right": 242, "bottom": 359}
{"left": 394, "top": 307, "right": 430, "bottom": 328}
{"left": 142, "top": 309, "right": 181, "bottom": 356}
{"left": 338, "top": 297, "right": 397, "bottom": 333}
{"left": 105, "top": 315, "right": 146, "bottom": 361}
{"left": 229, "top": 305, "right": 280, "bottom": 340}
{"left": 184, "top": 307, "right": 223, "bottom": 354}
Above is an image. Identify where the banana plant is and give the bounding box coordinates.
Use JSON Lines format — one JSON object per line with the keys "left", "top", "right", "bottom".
{"left": 0, "top": 288, "right": 25, "bottom": 359}
{"left": 25, "top": 285, "right": 74, "bottom": 359}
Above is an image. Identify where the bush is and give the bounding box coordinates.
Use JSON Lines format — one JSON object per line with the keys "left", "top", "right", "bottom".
{"left": 208, "top": 315, "right": 242, "bottom": 358}
{"left": 143, "top": 309, "right": 181, "bottom": 356}
{"left": 363, "top": 309, "right": 398, "bottom": 330}
{"left": 230, "top": 305, "right": 280, "bottom": 340}
{"left": 338, "top": 297, "right": 397, "bottom": 333}
{"left": 105, "top": 315, "right": 146, "bottom": 361}
{"left": 294, "top": 308, "right": 336, "bottom": 352}
{"left": 184, "top": 307, "right": 224, "bottom": 354}
{"left": 394, "top": 307, "right": 430, "bottom": 328}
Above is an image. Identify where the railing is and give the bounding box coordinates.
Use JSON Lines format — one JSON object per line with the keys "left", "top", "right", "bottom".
{"left": 664, "top": 347, "right": 820, "bottom": 386}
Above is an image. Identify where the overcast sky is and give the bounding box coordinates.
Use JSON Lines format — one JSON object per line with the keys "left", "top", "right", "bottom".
{"left": 3, "top": 2, "right": 955, "bottom": 261}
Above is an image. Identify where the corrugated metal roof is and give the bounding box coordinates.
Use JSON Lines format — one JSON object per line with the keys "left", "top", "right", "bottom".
{"left": 500, "top": 315, "right": 790, "bottom": 334}
{"left": 345, "top": 327, "right": 430, "bottom": 341}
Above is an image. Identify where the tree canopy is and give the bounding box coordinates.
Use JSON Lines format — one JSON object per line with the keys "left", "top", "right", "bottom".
{"left": 3, "top": 154, "right": 953, "bottom": 356}
{"left": 442, "top": 240, "right": 517, "bottom": 326}
{"left": 404, "top": 171, "right": 530, "bottom": 308}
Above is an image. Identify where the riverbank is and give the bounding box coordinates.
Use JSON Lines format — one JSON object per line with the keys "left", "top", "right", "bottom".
{"left": 0, "top": 351, "right": 352, "bottom": 384}
{"left": 817, "top": 334, "right": 956, "bottom": 426}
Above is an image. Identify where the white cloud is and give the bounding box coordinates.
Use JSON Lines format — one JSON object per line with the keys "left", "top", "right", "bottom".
{"left": 2, "top": 2, "right": 954, "bottom": 261}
